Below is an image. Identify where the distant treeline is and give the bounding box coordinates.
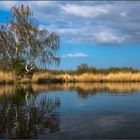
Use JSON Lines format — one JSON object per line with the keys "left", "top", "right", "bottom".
{"left": 38, "top": 64, "right": 140, "bottom": 75}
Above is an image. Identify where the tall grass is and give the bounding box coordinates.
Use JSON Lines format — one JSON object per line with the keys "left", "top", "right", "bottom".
{"left": 33, "top": 72, "right": 140, "bottom": 82}
{"left": 1, "top": 71, "right": 140, "bottom": 83}
{"left": 0, "top": 71, "right": 14, "bottom": 83}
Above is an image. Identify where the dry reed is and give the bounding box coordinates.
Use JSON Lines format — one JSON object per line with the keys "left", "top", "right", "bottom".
{"left": 32, "top": 72, "right": 140, "bottom": 82}
{"left": 1, "top": 71, "right": 140, "bottom": 83}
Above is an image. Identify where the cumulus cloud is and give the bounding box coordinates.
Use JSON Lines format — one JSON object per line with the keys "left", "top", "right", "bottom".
{"left": 0, "top": 1, "right": 17, "bottom": 10}
{"left": 63, "top": 53, "right": 88, "bottom": 58}
{"left": 120, "top": 12, "right": 128, "bottom": 17}
{"left": 52, "top": 27, "right": 78, "bottom": 35}
{"left": 94, "top": 30, "right": 125, "bottom": 44}
{"left": 61, "top": 4, "right": 110, "bottom": 18}
{"left": 1, "top": 1, "right": 140, "bottom": 45}
{"left": 0, "top": 1, "right": 56, "bottom": 10}
{"left": 30, "top": 1, "right": 55, "bottom": 7}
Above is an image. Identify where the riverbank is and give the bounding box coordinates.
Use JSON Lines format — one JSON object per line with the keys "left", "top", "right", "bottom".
{"left": 1, "top": 71, "right": 140, "bottom": 84}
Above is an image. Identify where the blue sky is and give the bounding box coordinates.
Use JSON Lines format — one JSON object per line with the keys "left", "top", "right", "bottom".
{"left": 0, "top": 1, "right": 140, "bottom": 70}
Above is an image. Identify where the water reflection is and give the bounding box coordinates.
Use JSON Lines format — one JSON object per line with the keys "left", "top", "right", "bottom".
{"left": 32, "top": 82, "right": 140, "bottom": 99}
{"left": 1, "top": 82, "right": 140, "bottom": 96}
{"left": 0, "top": 85, "right": 60, "bottom": 139}
{"left": 0, "top": 82, "right": 140, "bottom": 138}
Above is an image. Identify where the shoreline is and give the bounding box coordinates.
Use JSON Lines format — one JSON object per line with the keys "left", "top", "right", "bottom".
{"left": 1, "top": 71, "right": 140, "bottom": 84}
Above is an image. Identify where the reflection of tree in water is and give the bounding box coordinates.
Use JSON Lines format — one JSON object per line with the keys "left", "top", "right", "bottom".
{"left": 76, "top": 87, "right": 97, "bottom": 98}
{"left": 31, "top": 83, "right": 135, "bottom": 99}
{"left": 0, "top": 86, "right": 60, "bottom": 139}
{"left": 76, "top": 88, "right": 134, "bottom": 98}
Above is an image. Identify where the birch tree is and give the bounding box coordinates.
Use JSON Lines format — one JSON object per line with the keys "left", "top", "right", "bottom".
{"left": 0, "top": 4, "right": 60, "bottom": 74}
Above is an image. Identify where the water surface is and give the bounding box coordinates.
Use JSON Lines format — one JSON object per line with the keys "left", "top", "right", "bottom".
{"left": 0, "top": 83, "right": 140, "bottom": 139}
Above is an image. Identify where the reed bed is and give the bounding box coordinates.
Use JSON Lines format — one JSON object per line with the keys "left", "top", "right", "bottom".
{"left": 1, "top": 71, "right": 140, "bottom": 83}
{"left": 33, "top": 72, "right": 140, "bottom": 82}
{"left": 32, "top": 72, "right": 50, "bottom": 82}
{"left": 0, "top": 71, "right": 14, "bottom": 83}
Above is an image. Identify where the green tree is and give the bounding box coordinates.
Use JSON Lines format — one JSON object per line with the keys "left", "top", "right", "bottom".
{"left": 0, "top": 4, "right": 60, "bottom": 75}
{"left": 77, "top": 64, "right": 89, "bottom": 73}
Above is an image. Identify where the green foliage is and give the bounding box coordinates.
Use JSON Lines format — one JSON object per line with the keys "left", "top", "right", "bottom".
{"left": 77, "top": 64, "right": 94, "bottom": 74}
{"left": 9, "top": 59, "right": 26, "bottom": 76}
{"left": 34, "top": 64, "right": 139, "bottom": 77}
{"left": 75, "top": 64, "right": 139, "bottom": 74}
{"left": 40, "top": 64, "right": 139, "bottom": 75}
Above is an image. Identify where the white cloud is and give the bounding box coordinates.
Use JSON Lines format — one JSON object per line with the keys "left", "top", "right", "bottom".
{"left": 120, "top": 12, "right": 128, "bottom": 17}
{"left": 40, "top": 24, "right": 125, "bottom": 45}
{"left": 94, "top": 30, "right": 125, "bottom": 44}
{"left": 0, "top": 1, "right": 140, "bottom": 45}
{"left": 56, "top": 28, "right": 77, "bottom": 34}
{"left": 0, "top": 1, "right": 56, "bottom": 11}
{"left": 39, "top": 24, "right": 80, "bottom": 35}
{"left": 31, "top": 1, "right": 55, "bottom": 7}
{"left": 63, "top": 53, "right": 88, "bottom": 58}
{"left": 61, "top": 4, "right": 110, "bottom": 18}
{"left": 0, "top": 1, "right": 17, "bottom": 10}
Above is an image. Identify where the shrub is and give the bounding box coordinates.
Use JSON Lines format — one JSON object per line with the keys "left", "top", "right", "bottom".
{"left": 9, "top": 59, "right": 26, "bottom": 76}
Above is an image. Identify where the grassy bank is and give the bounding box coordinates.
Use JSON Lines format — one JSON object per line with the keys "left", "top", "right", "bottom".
{"left": 33, "top": 72, "right": 140, "bottom": 83}
{"left": 2, "top": 71, "right": 140, "bottom": 84}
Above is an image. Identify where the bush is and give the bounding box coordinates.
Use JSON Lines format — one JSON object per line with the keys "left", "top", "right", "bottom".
{"left": 9, "top": 59, "right": 26, "bottom": 76}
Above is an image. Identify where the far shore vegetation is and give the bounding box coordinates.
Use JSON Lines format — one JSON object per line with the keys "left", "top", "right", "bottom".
{"left": 0, "top": 4, "right": 140, "bottom": 84}
{"left": 1, "top": 64, "right": 140, "bottom": 84}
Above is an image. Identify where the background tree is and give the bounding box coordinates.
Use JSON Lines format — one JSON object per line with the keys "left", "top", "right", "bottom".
{"left": 77, "top": 64, "right": 90, "bottom": 73}
{"left": 0, "top": 4, "right": 60, "bottom": 75}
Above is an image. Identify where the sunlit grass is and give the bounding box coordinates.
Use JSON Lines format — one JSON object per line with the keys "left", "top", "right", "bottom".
{"left": 1, "top": 71, "right": 140, "bottom": 83}
{"left": 0, "top": 71, "right": 14, "bottom": 83}
{"left": 32, "top": 72, "right": 140, "bottom": 82}
{"left": 32, "top": 72, "right": 50, "bottom": 82}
